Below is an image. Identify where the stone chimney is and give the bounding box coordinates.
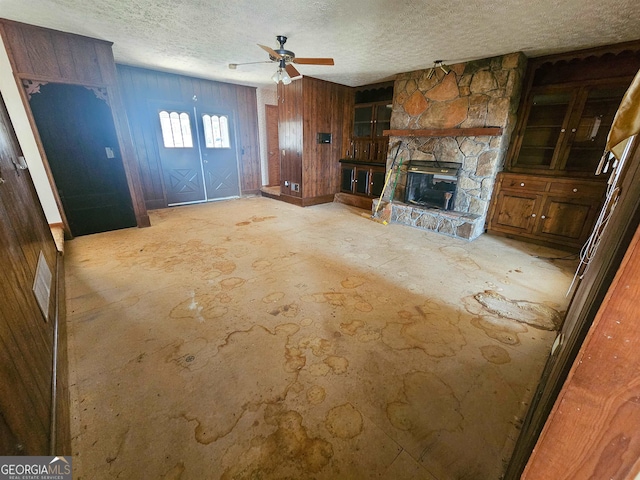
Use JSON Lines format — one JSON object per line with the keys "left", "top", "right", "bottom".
{"left": 381, "top": 52, "right": 527, "bottom": 240}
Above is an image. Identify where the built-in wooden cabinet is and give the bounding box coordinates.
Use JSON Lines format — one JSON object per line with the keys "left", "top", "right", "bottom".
{"left": 334, "top": 82, "right": 392, "bottom": 209}
{"left": 489, "top": 173, "right": 606, "bottom": 250}
{"left": 489, "top": 41, "right": 640, "bottom": 250}
{"left": 352, "top": 102, "right": 392, "bottom": 163}
{"left": 340, "top": 161, "right": 386, "bottom": 198}
{"left": 348, "top": 82, "right": 393, "bottom": 165}
{"left": 509, "top": 82, "right": 629, "bottom": 176}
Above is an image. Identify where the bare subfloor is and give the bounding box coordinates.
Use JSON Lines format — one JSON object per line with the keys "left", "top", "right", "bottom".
{"left": 65, "top": 197, "right": 577, "bottom": 479}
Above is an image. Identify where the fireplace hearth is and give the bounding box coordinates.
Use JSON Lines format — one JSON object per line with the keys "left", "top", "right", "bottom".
{"left": 405, "top": 160, "right": 461, "bottom": 210}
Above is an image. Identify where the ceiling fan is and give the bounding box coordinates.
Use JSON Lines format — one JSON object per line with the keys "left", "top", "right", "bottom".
{"left": 229, "top": 35, "right": 334, "bottom": 84}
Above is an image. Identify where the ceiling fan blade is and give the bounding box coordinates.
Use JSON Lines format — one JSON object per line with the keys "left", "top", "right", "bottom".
{"left": 285, "top": 63, "right": 301, "bottom": 78}
{"left": 229, "top": 61, "right": 272, "bottom": 69}
{"left": 258, "top": 44, "right": 282, "bottom": 60}
{"left": 293, "top": 58, "right": 334, "bottom": 66}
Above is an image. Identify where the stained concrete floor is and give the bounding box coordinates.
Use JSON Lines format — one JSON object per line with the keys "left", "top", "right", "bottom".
{"left": 65, "top": 197, "right": 577, "bottom": 479}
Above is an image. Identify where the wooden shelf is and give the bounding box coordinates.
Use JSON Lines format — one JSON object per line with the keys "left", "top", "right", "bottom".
{"left": 383, "top": 128, "right": 503, "bottom": 137}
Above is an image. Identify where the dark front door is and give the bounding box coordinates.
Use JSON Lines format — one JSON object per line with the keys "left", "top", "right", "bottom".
{"left": 29, "top": 83, "right": 136, "bottom": 236}
{"left": 198, "top": 110, "right": 240, "bottom": 200}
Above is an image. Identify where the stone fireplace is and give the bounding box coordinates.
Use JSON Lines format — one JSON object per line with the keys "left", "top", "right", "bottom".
{"left": 376, "top": 53, "right": 526, "bottom": 240}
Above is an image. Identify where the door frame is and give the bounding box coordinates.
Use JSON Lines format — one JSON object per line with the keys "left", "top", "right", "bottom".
{"left": 19, "top": 78, "right": 149, "bottom": 237}
{"left": 265, "top": 104, "right": 280, "bottom": 187}
{"left": 28, "top": 82, "right": 138, "bottom": 236}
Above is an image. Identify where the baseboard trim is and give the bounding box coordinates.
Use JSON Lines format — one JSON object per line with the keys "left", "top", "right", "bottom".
{"left": 334, "top": 193, "right": 373, "bottom": 210}
{"left": 302, "top": 194, "right": 335, "bottom": 207}
{"left": 50, "top": 252, "right": 71, "bottom": 455}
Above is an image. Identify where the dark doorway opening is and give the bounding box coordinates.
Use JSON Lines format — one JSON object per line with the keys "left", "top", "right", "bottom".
{"left": 29, "top": 83, "right": 136, "bottom": 237}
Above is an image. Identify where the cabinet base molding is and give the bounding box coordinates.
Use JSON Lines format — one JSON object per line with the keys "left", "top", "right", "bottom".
{"left": 261, "top": 191, "right": 335, "bottom": 207}
{"left": 334, "top": 193, "right": 373, "bottom": 210}
{"left": 486, "top": 229, "right": 580, "bottom": 253}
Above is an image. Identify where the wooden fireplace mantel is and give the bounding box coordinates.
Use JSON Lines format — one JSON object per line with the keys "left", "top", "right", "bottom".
{"left": 383, "top": 128, "right": 503, "bottom": 137}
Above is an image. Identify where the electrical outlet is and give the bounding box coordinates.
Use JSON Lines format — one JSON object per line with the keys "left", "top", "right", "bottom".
{"left": 291, "top": 183, "right": 300, "bottom": 192}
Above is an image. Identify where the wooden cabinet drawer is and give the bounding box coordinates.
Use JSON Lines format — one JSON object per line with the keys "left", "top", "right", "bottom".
{"left": 548, "top": 181, "right": 606, "bottom": 198}
{"left": 501, "top": 176, "right": 548, "bottom": 192}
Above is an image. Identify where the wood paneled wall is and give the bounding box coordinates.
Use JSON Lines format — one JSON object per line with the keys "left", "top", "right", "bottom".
{"left": 302, "top": 77, "right": 353, "bottom": 199}
{"left": 0, "top": 91, "right": 68, "bottom": 455}
{"left": 0, "top": 18, "right": 150, "bottom": 230}
{"left": 278, "top": 79, "right": 304, "bottom": 198}
{"left": 277, "top": 76, "right": 353, "bottom": 204}
{"left": 116, "top": 65, "right": 261, "bottom": 209}
{"left": 1, "top": 21, "right": 114, "bottom": 85}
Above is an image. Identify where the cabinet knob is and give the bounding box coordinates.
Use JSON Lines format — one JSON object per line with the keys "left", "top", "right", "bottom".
{"left": 531, "top": 213, "right": 536, "bottom": 217}
{"left": 541, "top": 215, "right": 546, "bottom": 219}
{"left": 561, "top": 128, "right": 566, "bottom": 133}
{"left": 572, "top": 188, "right": 578, "bottom": 192}
{"left": 571, "top": 128, "right": 577, "bottom": 133}
{"left": 520, "top": 182, "right": 525, "bottom": 187}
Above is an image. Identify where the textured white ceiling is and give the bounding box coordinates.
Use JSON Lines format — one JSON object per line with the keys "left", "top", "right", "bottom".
{"left": 1, "top": 0, "right": 640, "bottom": 88}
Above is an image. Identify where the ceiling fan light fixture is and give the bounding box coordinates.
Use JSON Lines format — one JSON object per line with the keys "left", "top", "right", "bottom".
{"left": 272, "top": 56, "right": 293, "bottom": 85}
{"left": 281, "top": 69, "right": 292, "bottom": 85}
{"left": 272, "top": 67, "right": 292, "bottom": 85}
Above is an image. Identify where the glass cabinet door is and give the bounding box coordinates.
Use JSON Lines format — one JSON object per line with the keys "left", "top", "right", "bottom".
{"left": 561, "top": 85, "right": 628, "bottom": 173}
{"left": 370, "top": 169, "right": 386, "bottom": 197}
{"left": 374, "top": 104, "right": 392, "bottom": 137}
{"left": 514, "top": 91, "right": 573, "bottom": 169}
{"left": 355, "top": 168, "right": 369, "bottom": 195}
{"left": 340, "top": 165, "right": 355, "bottom": 193}
{"left": 353, "top": 106, "right": 373, "bottom": 138}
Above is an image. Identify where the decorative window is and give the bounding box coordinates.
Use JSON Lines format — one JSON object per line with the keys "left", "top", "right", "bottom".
{"left": 159, "top": 111, "right": 193, "bottom": 148}
{"left": 203, "top": 114, "right": 231, "bottom": 148}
